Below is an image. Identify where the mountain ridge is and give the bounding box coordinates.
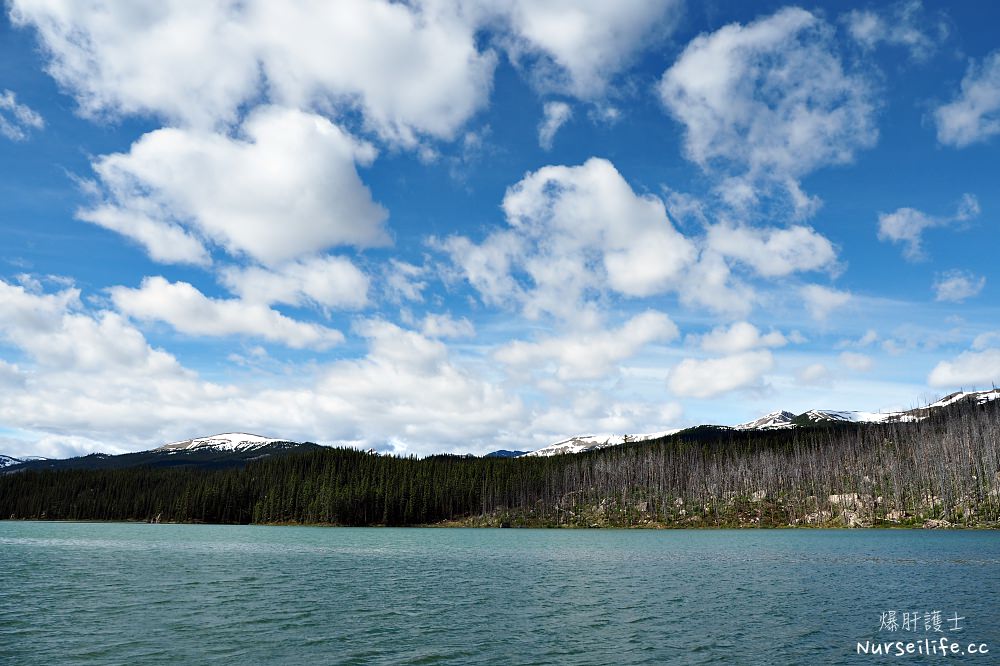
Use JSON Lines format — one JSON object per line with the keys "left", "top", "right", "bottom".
{"left": 526, "top": 388, "right": 1000, "bottom": 457}
{"left": 4, "top": 389, "right": 1000, "bottom": 468}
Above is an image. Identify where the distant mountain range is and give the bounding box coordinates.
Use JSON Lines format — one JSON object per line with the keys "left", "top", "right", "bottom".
{"left": 1, "top": 433, "right": 323, "bottom": 474}
{"left": 3, "top": 390, "right": 999, "bottom": 471}
{"left": 522, "top": 389, "right": 1000, "bottom": 457}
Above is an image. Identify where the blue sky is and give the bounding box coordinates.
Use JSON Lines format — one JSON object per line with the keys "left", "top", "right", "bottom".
{"left": 1, "top": 0, "right": 999, "bottom": 458}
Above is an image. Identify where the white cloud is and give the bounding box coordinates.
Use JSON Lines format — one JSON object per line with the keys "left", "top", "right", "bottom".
{"left": 972, "top": 331, "right": 1000, "bottom": 351}
{"left": 109, "top": 277, "right": 344, "bottom": 350}
{"left": 420, "top": 314, "right": 475, "bottom": 339}
{"left": 10, "top": 0, "right": 496, "bottom": 144}
{"left": 248, "top": 1, "right": 496, "bottom": 146}
{"left": 495, "top": 310, "right": 678, "bottom": 381}
{"left": 935, "top": 50, "right": 1000, "bottom": 148}
{"left": 839, "top": 351, "right": 873, "bottom": 372}
{"left": 538, "top": 101, "right": 572, "bottom": 150}
{"left": 481, "top": 0, "right": 682, "bottom": 99}
{"left": 929, "top": 349, "right": 1000, "bottom": 388}
{"left": 667, "top": 350, "right": 774, "bottom": 399}
{"left": 0, "top": 432, "right": 129, "bottom": 460}
{"left": 877, "top": 194, "right": 979, "bottom": 261}
{"left": 796, "top": 363, "right": 830, "bottom": 385}
{"left": 858, "top": 329, "right": 878, "bottom": 347}
{"left": 675, "top": 251, "right": 755, "bottom": 317}
{"left": 219, "top": 256, "right": 370, "bottom": 310}
{"left": 11, "top": 1, "right": 682, "bottom": 145}
{"left": 525, "top": 395, "right": 683, "bottom": 445}
{"left": 659, "top": 7, "right": 876, "bottom": 208}
{"left": 706, "top": 224, "right": 838, "bottom": 277}
{"left": 10, "top": 0, "right": 258, "bottom": 129}
{"left": 836, "top": 329, "right": 878, "bottom": 349}
{"left": 697, "top": 321, "right": 787, "bottom": 354}
{"left": 0, "top": 280, "right": 179, "bottom": 374}
{"left": 80, "top": 106, "right": 388, "bottom": 266}
{"left": 0, "top": 279, "right": 220, "bottom": 450}
{"left": 315, "top": 319, "right": 524, "bottom": 449}
{"left": 384, "top": 260, "right": 429, "bottom": 304}
{"left": 0, "top": 279, "right": 528, "bottom": 456}
{"left": 443, "top": 158, "right": 698, "bottom": 322}
{"left": 842, "top": 1, "right": 946, "bottom": 62}
{"left": 933, "top": 270, "right": 985, "bottom": 303}
{"left": 0, "top": 89, "right": 44, "bottom": 140}
{"left": 801, "top": 284, "right": 851, "bottom": 321}
{"left": 78, "top": 204, "right": 212, "bottom": 266}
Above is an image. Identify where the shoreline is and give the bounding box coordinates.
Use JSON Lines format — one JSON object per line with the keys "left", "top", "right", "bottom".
{"left": 3, "top": 517, "right": 998, "bottom": 530}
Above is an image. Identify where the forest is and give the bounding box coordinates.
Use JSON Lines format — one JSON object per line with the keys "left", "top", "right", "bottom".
{"left": 2, "top": 397, "right": 999, "bottom": 528}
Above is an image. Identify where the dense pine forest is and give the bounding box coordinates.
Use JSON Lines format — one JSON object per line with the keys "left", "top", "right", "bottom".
{"left": 3, "top": 398, "right": 1000, "bottom": 528}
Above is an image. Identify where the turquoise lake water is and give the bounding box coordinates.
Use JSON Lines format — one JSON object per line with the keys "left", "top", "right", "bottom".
{"left": 2, "top": 522, "right": 999, "bottom": 665}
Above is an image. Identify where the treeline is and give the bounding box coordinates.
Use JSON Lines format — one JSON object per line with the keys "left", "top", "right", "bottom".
{"left": 2, "top": 399, "right": 1000, "bottom": 528}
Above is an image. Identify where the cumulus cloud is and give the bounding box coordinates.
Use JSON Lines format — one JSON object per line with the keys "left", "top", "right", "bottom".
{"left": 219, "top": 255, "right": 370, "bottom": 310}
{"left": 495, "top": 310, "right": 679, "bottom": 381}
{"left": 316, "top": 319, "right": 525, "bottom": 449}
{"left": 929, "top": 349, "right": 1000, "bottom": 388}
{"left": 80, "top": 106, "right": 388, "bottom": 266}
{"left": 659, "top": 7, "right": 876, "bottom": 210}
{"left": 0, "top": 279, "right": 527, "bottom": 455}
{"left": 667, "top": 350, "right": 774, "bottom": 399}
{"left": 0, "top": 280, "right": 180, "bottom": 374}
{"left": 0, "top": 89, "right": 44, "bottom": 140}
{"left": 706, "top": 224, "right": 838, "bottom": 277}
{"left": 933, "top": 270, "right": 985, "bottom": 302}
{"left": 11, "top": 1, "right": 684, "bottom": 142}
{"left": 538, "top": 101, "right": 572, "bottom": 150}
{"left": 696, "top": 321, "right": 787, "bottom": 354}
{"left": 0, "top": 279, "right": 215, "bottom": 449}
{"left": 842, "top": 0, "right": 947, "bottom": 62}
{"left": 877, "top": 194, "right": 979, "bottom": 261}
{"left": 109, "top": 277, "right": 345, "bottom": 350}
{"left": 674, "top": 251, "right": 755, "bottom": 317}
{"left": 442, "top": 158, "right": 698, "bottom": 322}
{"left": 442, "top": 157, "right": 841, "bottom": 321}
{"left": 10, "top": 0, "right": 496, "bottom": 144}
{"left": 935, "top": 50, "right": 1000, "bottom": 148}
{"left": 801, "top": 284, "right": 851, "bottom": 321}
{"left": 481, "top": 0, "right": 682, "bottom": 99}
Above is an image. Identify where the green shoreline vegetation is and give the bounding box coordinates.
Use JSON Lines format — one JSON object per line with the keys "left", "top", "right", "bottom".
{"left": 2, "top": 399, "right": 1000, "bottom": 530}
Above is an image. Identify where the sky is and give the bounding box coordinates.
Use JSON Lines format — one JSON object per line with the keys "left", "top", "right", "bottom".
{"left": 0, "top": 0, "right": 999, "bottom": 458}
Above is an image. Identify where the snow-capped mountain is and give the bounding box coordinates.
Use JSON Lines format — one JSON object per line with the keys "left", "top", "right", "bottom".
{"left": 796, "top": 409, "right": 917, "bottom": 425}
{"left": 925, "top": 388, "right": 1000, "bottom": 409}
{"left": 156, "top": 433, "right": 296, "bottom": 453}
{"left": 526, "top": 430, "right": 682, "bottom": 457}
{"left": 734, "top": 410, "right": 796, "bottom": 430}
{"left": 524, "top": 389, "right": 1000, "bottom": 457}
{"left": 0, "top": 454, "right": 23, "bottom": 469}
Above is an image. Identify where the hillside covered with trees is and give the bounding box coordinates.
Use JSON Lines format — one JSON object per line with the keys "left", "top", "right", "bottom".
{"left": 2, "top": 398, "right": 999, "bottom": 529}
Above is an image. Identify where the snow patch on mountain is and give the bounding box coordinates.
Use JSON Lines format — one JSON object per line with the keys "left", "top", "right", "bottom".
{"left": 156, "top": 433, "right": 294, "bottom": 453}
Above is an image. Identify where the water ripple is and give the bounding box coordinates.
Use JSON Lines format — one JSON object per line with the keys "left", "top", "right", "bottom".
{"left": 1, "top": 524, "right": 999, "bottom": 664}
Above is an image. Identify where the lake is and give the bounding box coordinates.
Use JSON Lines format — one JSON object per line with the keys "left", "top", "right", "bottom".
{"left": 2, "top": 522, "right": 999, "bottom": 664}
